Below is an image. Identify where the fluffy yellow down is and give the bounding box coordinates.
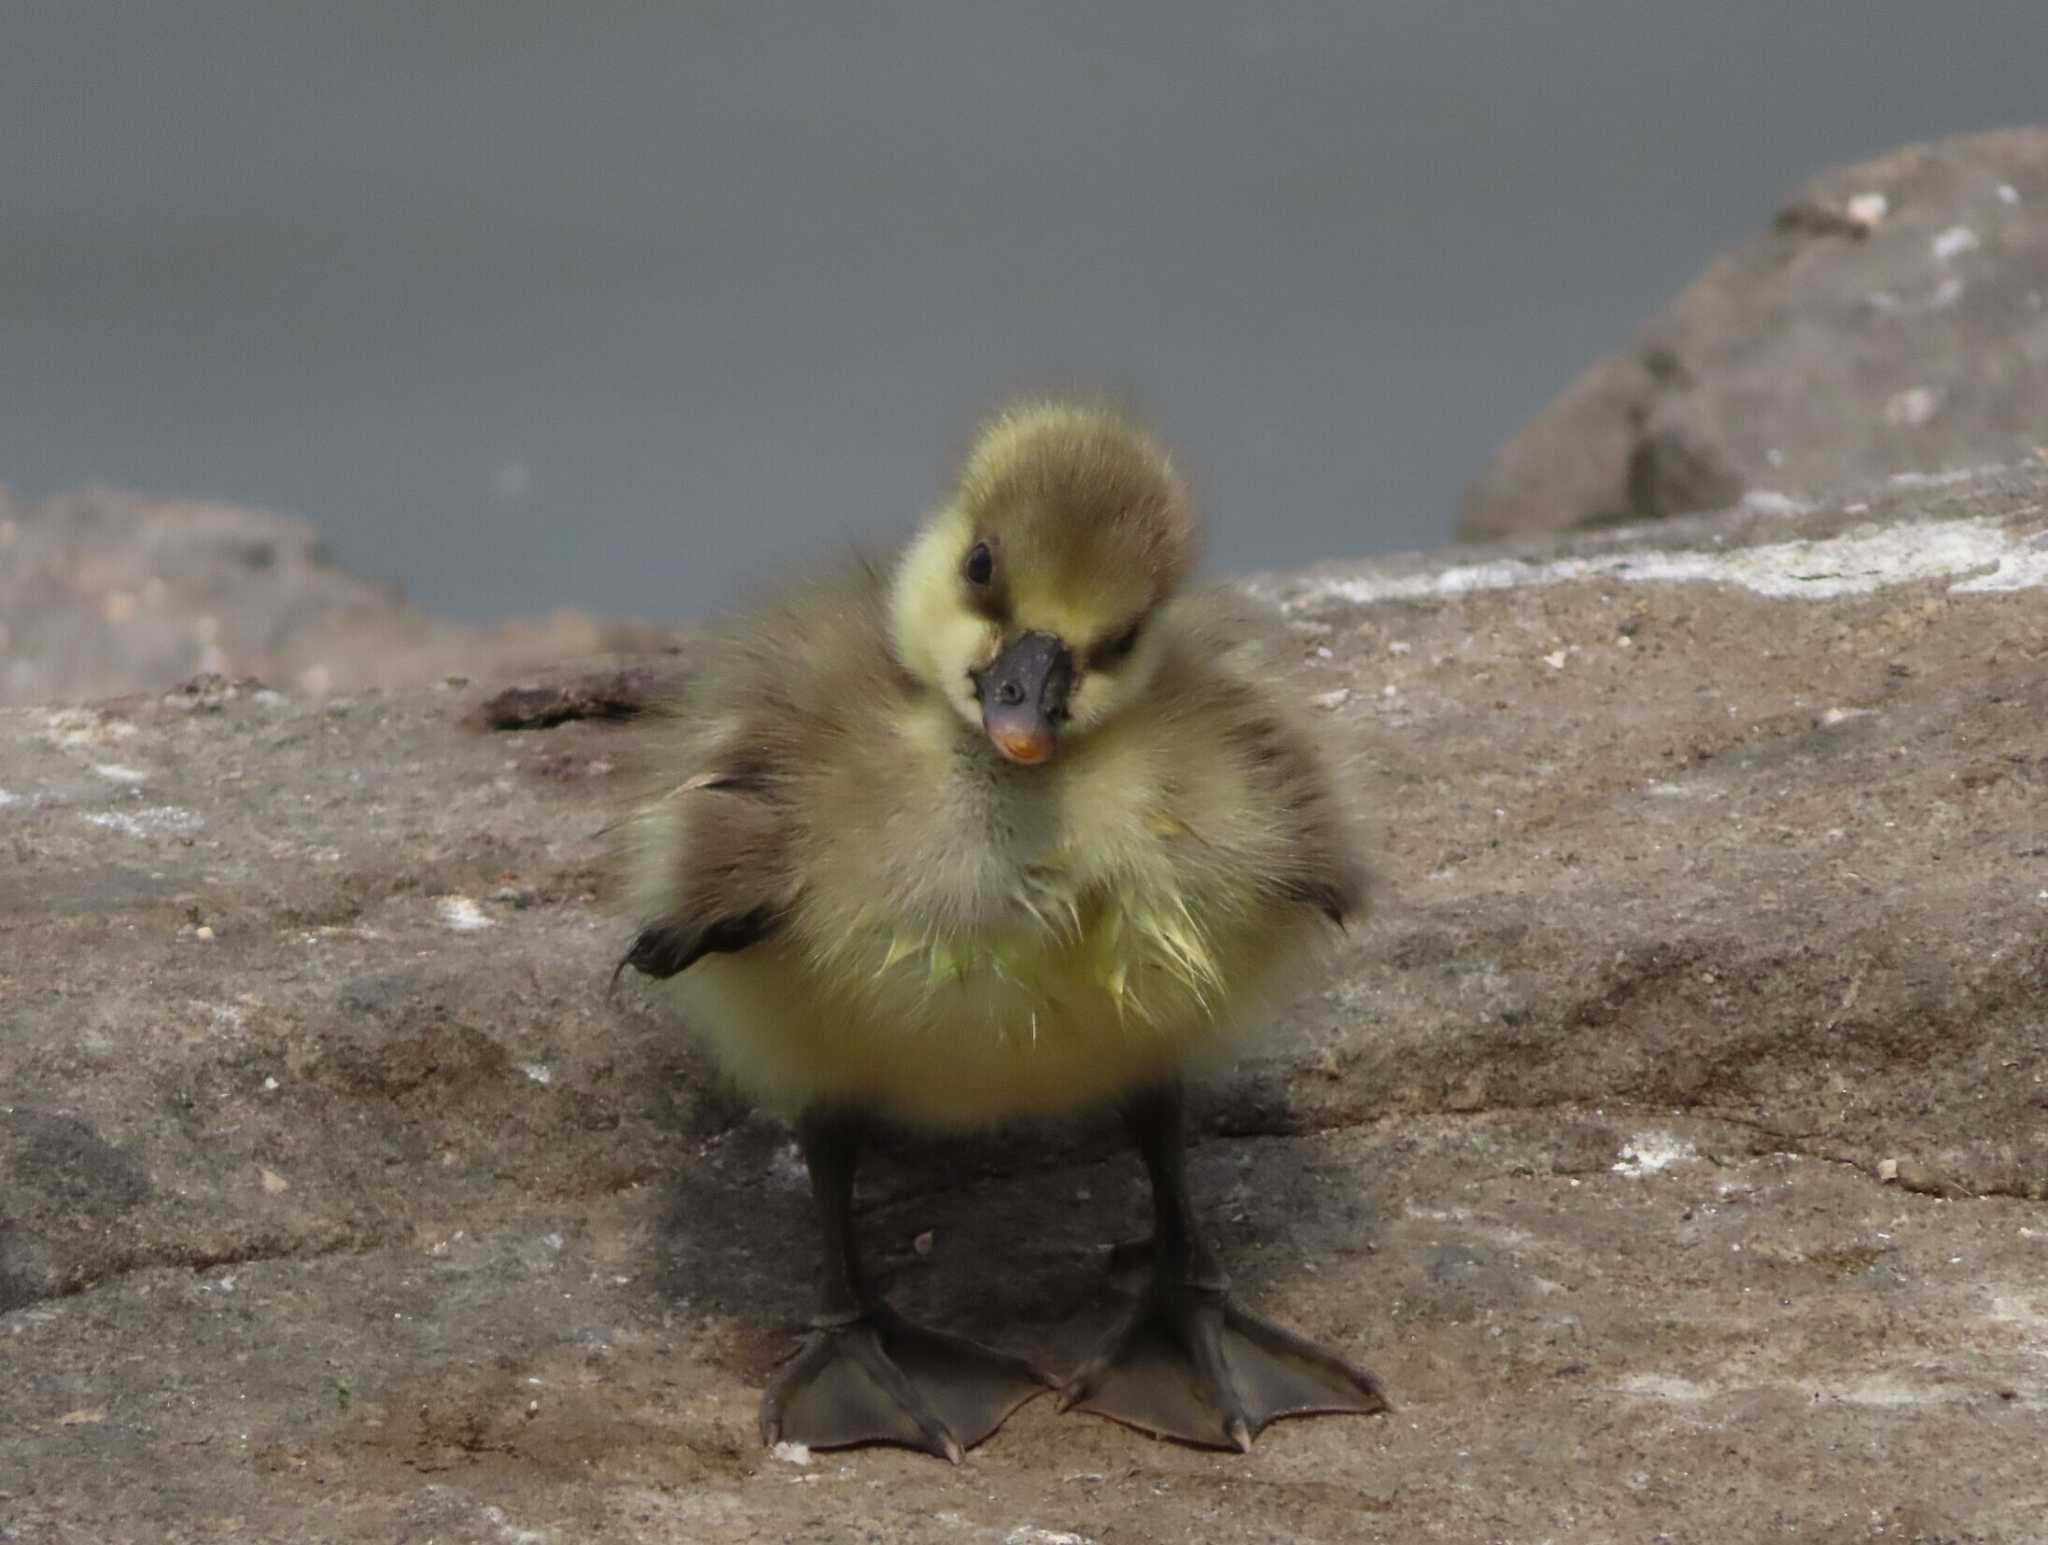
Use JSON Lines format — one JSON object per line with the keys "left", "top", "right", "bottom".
{"left": 664, "top": 877, "right": 1322, "bottom": 1130}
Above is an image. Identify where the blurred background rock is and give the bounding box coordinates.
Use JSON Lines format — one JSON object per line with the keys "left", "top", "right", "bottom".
{"left": 3, "top": 4, "right": 2045, "bottom": 702}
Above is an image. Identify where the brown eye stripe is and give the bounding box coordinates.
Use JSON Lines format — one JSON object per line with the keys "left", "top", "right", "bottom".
{"left": 1086, "top": 619, "right": 1143, "bottom": 670}
{"left": 965, "top": 590, "right": 1011, "bottom": 623}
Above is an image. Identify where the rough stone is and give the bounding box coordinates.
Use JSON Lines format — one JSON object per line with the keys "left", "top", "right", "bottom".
{"left": 4, "top": 468, "right": 2047, "bottom": 1541}
{"left": 1459, "top": 126, "right": 2048, "bottom": 539}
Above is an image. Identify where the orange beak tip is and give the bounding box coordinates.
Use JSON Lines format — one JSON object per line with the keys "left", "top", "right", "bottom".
{"left": 992, "top": 728, "right": 1054, "bottom": 765}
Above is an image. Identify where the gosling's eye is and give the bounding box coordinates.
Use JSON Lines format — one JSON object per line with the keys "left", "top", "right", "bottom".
{"left": 962, "top": 542, "right": 994, "bottom": 587}
{"left": 1089, "top": 620, "right": 1143, "bottom": 670}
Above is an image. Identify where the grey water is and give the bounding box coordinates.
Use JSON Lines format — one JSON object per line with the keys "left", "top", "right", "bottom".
{"left": 5, "top": 2, "right": 2045, "bottom": 621}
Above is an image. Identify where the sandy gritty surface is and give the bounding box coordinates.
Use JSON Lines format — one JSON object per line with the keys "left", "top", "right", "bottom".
{"left": 5, "top": 464, "right": 2046, "bottom": 1542}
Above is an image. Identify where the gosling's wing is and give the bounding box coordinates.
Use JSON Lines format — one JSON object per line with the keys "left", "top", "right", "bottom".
{"left": 616, "top": 559, "right": 898, "bottom": 981}
{"left": 1156, "top": 595, "right": 1371, "bottom": 928}
{"left": 1223, "top": 683, "right": 1369, "bottom": 927}
{"left": 617, "top": 757, "right": 795, "bottom": 981}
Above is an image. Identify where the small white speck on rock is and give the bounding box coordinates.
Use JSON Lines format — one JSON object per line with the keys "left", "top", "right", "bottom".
{"left": 1931, "top": 224, "right": 1979, "bottom": 262}
{"left": 1885, "top": 386, "right": 1941, "bottom": 428}
{"left": 913, "top": 1230, "right": 935, "bottom": 1257}
{"left": 1739, "top": 489, "right": 1813, "bottom": 518}
{"left": 436, "top": 896, "right": 492, "bottom": 932}
{"left": 1613, "top": 1133, "right": 1698, "bottom": 1177}
{"left": 770, "top": 1440, "right": 813, "bottom": 1466}
{"left": 768, "top": 1141, "right": 809, "bottom": 1189}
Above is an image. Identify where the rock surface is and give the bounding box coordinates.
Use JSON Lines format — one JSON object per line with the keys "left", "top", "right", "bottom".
{"left": 5, "top": 468, "right": 2048, "bottom": 1541}
{"left": 0, "top": 483, "right": 676, "bottom": 707}
{"left": 1458, "top": 127, "right": 2048, "bottom": 539}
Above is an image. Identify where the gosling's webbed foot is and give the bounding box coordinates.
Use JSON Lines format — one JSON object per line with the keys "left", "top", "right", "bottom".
{"left": 1058, "top": 1278, "right": 1388, "bottom": 1451}
{"left": 760, "top": 1305, "right": 1052, "bottom": 1461}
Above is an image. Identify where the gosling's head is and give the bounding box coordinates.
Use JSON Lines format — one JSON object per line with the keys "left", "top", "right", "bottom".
{"left": 890, "top": 401, "right": 1200, "bottom": 766}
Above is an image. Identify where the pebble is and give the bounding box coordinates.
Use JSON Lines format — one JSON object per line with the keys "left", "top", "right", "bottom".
{"left": 1884, "top": 386, "right": 1941, "bottom": 428}
{"left": 1931, "top": 224, "right": 1979, "bottom": 262}
{"left": 195, "top": 925, "right": 215, "bottom": 941}
{"left": 436, "top": 896, "right": 492, "bottom": 932}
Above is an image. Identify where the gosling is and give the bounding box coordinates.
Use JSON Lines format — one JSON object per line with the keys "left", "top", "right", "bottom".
{"left": 617, "top": 401, "right": 1386, "bottom": 1459}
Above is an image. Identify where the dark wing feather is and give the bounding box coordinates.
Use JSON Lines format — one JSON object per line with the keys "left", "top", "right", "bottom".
{"left": 615, "top": 766, "right": 798, "bottom": 988}
{"left": 1277, "top": 857, "right": 1369, "bottom": 927}
{"left": 1197, "top": 611, "right": 1371, "bottom": 928}
{"left": 616, "top": 902, "right": 784, "bottom": 984}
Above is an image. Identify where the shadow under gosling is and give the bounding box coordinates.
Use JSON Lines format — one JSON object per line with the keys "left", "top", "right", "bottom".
{"left": 617, "top": 401, "right": 1386, "bottom": 1459}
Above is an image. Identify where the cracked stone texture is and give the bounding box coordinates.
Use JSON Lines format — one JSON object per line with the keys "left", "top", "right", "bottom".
{"left": 1458, "top": 126, "right": 2048, "bottom": 539}
{"left": 5, "top": 466, "right": 2048, "bottom": 1543}
{"left": 0, "top": 482, "right": 678, "bottom": 708}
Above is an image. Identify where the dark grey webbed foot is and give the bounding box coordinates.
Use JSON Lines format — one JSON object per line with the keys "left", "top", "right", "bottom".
{"left": 1058, "top": 1276, "right": 1387, "bottom": 1450}
{"left": 766, "top": 1110, "right": 1050, "bottom": 1460}
{"left": 1060, "top": 1084, "right": 1391, "bottom": 1449}
{"left": 762, "top": 1304, "right": 1051, "bottom": 1460}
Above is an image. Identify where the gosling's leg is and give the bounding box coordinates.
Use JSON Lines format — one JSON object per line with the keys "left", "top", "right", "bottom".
{"left": 758, "top": 1109, "right": 1050, "bottom": 1460}
{"left": 1058, "top": 1083, "right": 1389, "bottom": 1450}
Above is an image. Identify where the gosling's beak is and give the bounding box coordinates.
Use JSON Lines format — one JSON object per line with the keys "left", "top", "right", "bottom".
{"left": 974, "top": 630, "right": 1074, "bottom": 766}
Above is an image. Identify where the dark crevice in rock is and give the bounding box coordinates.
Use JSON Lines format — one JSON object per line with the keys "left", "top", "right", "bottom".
{"left": 1, "top": 1232, "right": 384, "bottom": 1316}
{"left": 1198, "top": 1100, "right": 2048, "bottom": 1207}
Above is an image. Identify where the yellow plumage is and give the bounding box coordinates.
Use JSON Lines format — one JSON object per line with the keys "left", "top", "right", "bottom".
{"left": 611, "top": 400, "right": 1385, "bottom": 1459}
{"left": 616, "top": 405, "right": 1365, "bottom": 1131}
{"left": 623, "top": 638, "right": 1335, "bottom": 1125}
